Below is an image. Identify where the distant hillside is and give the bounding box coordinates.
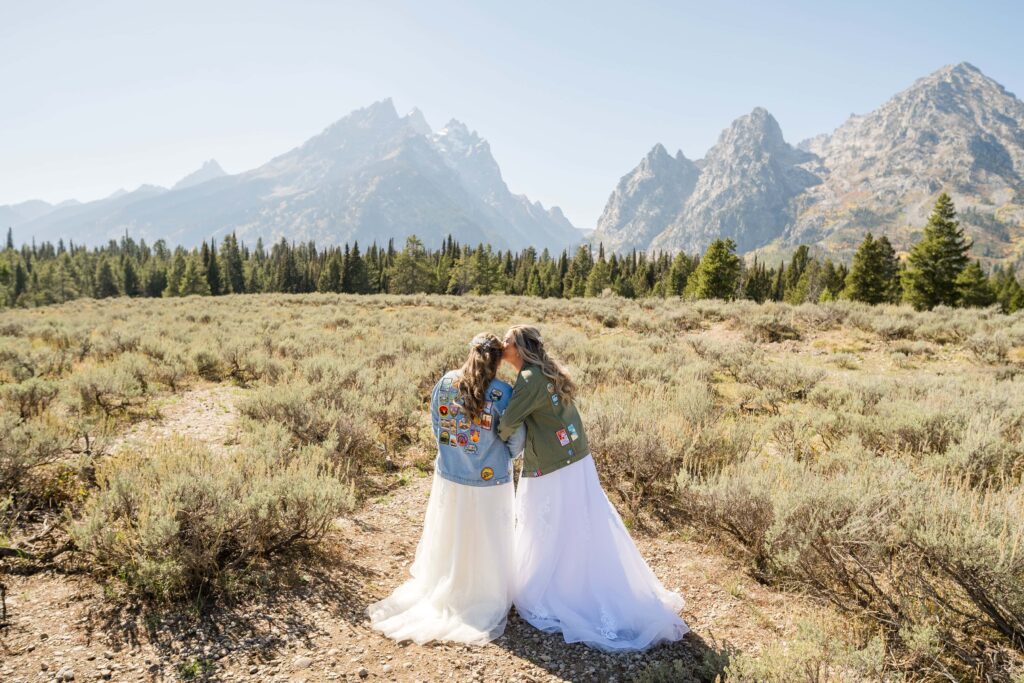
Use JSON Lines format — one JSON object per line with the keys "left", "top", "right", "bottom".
{"left": 593, "top": 63, "right": 1024, "bottom": 268}
{"left": 6, "top": 100, "right": 584, "bottom": 252}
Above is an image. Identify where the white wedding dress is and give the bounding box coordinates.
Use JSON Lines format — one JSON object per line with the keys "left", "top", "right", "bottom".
{"left": 367, "top": 473, "right": 515, "bottom": 645}
{"left": 513, "top": 455, "right": 689, "bottom": 651}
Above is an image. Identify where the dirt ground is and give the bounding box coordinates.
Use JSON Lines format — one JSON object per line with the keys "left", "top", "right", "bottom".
{"left": 1, "top": 384, "right": 832, "bottom": 683}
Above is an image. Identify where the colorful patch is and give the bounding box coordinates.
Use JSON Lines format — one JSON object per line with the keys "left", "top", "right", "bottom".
{"left": 480, "top": 413, "right": 493, "bottom": 430}
{"left": 441, "top": 377, "right": 453, "bottom": 391}
{"left": 456, "top": 433, "right": 469, "bottom": 447}
{"left": 550, "top": 394, "right": 560, "bottom": 406}
{"left": 567, "top": 424, "right": 579, "bottom": 441}
{"left": 546, "top": 382, "right": 554, "bottom": 393}
{"left": 484, "top": 401, "right": 493, "bottom": 413}
{"left": 465, "top": 444, "right": 477, "bottom": 453}
{"left": 458, "top": 418, "right": 470, "bottom": 431}
{"left": 472, "top": 414, "right": 482, "bottom": 426}
{"left": 480, "top": 467, "right": 494, "bottom": 481}
{"left": 470, "top": 430, "right": 480, "bottom": 443}
{"left": 438, "top": 404, "right": 449, "bottom": 416}
{"left": 489, "top": 388, "right": 503, "bottom": 401}
{"left": 567, "top": 448, "right": 575, "bottom": 457}
{"left": 535, "top": 469, "right": 542, "bottom": 477}
{"left": 439, "top": 431, "right": 450, "bottom": 445}
{"left": 555, "top": 428, "right": 570, "bottom": 446}
{"left": 450, "top": 404, "right": 461, "bottom": 416}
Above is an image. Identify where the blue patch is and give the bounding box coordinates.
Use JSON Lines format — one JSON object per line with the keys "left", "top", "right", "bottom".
{"left": 490, "top": 388, "right": 503, "bottom": 401}
{"left": 551, "top": 394, "right": 560, "bottom": 406}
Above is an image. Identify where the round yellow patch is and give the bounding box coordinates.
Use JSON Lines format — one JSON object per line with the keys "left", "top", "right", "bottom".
{"left": 480, "top": 467, "right": 494, "bottom": 481}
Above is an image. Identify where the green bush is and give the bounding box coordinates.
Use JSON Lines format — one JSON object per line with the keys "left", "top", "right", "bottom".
{"left": 71, "top": 433, "right": 354, "bottom": 601}
{"left": 0, "top": 411, "right": 70, "bottom": 509}
{"left": 238, "top": 382, "right": 374, "bottom": 470}
{"left": 0, "top": 377, "right": 59, "bottom": 419}
{"left": 70, "top": 360, "right": 148, "bottom": 415}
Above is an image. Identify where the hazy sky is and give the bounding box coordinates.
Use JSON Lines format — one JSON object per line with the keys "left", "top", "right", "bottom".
{"left": 3, "top": 0, "right": 1023, "bottom": 228}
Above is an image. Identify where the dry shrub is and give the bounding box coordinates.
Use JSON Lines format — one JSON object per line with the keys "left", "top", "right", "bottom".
{"left": 0, "top": 377, "right": 60, "bottom": 419}
{"left": 678, "top": 448, "right": 1024, "bottom": 679}
{"left": 71, "top": 433, "right": 354, "bottom": 601}
{"left": 967, "top": 330, "right": 1012, "bottom": 364}
{"left": 589, "top": 377, "right": 751, "bottom": 523}
{"left": 70, "top": 359, "right": 149, "bottom": 416}
{"left": 238, "top": 382, "right": 374, "bottom": 471}
{"left": 191, "top": 349, "right": 223, "bottom": 381}
{"left": 0, "top": 412, "right": 68, "bottom": 505}
{"left": 744, "top": 313, "right": 801, "bottom": 343}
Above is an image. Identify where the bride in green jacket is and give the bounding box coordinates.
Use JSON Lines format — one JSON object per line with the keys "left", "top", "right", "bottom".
{"left": 498, "top": 324, "right": 689, "bottom": 651}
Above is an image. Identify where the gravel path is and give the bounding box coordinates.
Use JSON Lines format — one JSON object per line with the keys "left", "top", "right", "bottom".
{"left": 1, "top": 385, "right": 829, "bottom": 682}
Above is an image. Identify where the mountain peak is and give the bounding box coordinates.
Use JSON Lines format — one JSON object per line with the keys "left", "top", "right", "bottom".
{"left": 172, "top": 159, "right": 227, "bottom": 191}
{"left": 440, "top": 119, "right": 475, "bottom": 138}
{"left": 404, "top": 107, "right": 432, "bottom": 135}
{"left": 716, "top": 107, "right": 786, "bottom": 152}
{"left": 325, "top": 98, "right": 400, "bottom": 133}
{"left": 646, "top": 143, "right": 671, "bottom": 160}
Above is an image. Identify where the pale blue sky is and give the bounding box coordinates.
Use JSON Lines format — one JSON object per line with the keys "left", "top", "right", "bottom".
{"left": 2, "top": 0, "right": 1022, "bottom": 228}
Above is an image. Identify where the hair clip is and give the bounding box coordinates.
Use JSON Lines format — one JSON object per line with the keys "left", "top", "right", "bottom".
{"left": 469, "top": 334, "right": 498, "bottom": 351}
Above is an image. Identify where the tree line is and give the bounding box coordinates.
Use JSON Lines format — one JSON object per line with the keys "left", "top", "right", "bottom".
{"left": 2, "top": 194, "right": 1022, "bottom": 312}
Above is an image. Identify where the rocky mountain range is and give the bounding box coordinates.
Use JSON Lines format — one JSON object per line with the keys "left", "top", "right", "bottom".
{"left": 593, "top": 63, "right": 1024, "bottom": 265}
{"left": 5, "top": 100, "right": 582, "bottom": 252}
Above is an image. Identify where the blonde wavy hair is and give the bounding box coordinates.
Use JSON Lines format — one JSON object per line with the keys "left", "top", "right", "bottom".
{"left": 453, "top": 333, "right": 503, "bottom": 420}
{"left": 504, "top": 325, "right": 577, "bottom": 404}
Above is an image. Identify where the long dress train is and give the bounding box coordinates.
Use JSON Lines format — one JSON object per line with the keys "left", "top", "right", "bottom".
{"left": 368, "top": 473, "right": 515, "bottom": 644}
{"left": 513, "top": 455, "right": 688, "bottom": 651}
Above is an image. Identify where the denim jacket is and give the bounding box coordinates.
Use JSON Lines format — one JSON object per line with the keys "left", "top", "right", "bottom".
{"left": 431, "top": 370, "right": 526, "bottom": 486}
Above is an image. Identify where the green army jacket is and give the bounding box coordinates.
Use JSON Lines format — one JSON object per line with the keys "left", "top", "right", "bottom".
{"left": 497, "top": 364, "right": 590, "bottom": 477}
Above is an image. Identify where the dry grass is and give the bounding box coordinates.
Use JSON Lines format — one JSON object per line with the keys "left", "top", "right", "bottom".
{"left": 2, "top": 294, "right": 1024, "bottom": 680}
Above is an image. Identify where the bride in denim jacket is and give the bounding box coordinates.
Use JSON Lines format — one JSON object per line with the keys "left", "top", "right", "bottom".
{"left": 368, "top": 333, "right": 525, "bottom": 645}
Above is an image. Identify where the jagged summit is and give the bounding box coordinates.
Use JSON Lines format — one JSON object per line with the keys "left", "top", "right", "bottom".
{"left": 172, "top": 159, "right": 226, "bottom": 191}
{"left": 17, "top": 100, "right": 582, "bottom": 252}
{"left": 404, "top": 107, "right": 432, "bottom": 135}
{"left": 594, "top": 63, "right": 1024, "bottom": 263}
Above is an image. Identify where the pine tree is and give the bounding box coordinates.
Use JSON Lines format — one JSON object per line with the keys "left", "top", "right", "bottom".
{"left": 220, "top": 234, "right": 245, "bottom": 294}
{"left": 687, "top": 238, "right": 741, "bottom": 300}
{"left": 903, "top": 193, "right": 971, "bottom": 310}
{"left": 179, "top": 254, "right": 212, "bottom": 296}
{"left": 993, "top": 266, "right": 1024, "bottom": 313}
{"left": 5, "top": 228, "right": 13, "bottom": 250}
{"left": 144, "top": 263, "right": 167, "bottom": 297}
{"left": 122, "top": 257, "right": 141, "bottom": 297}
{"left": 347, "top": 242, "right": 369, "bottom": 294}
{"left": 563, "top": 245, "right": 593, "bottom": 298}
{"left": 94, "top": 259, "right": 119, "bottom": 298}
{"left": 13, "top": 262, "right": 28, "bottom": 301}
{"left": 955, "top": 260, "right": 995, "bottom": 308}
{"left": 274, "top": 239, "right": 300, "bottom": 293}
{"left": 389, "top": 236, "right": 434, "bottom": 294}
{"left": 206, "top": 239, "right": 222, "bottom": 295}
{"left": 318, "top": 252, "right": 343, "bottom": 293}
{"left": 667, "top": 252, "right": 693, "bottom": 296}
{"left": 164, "top": 251, "right": 187, "bottom": 297}
{"left": 844, "top": 233, "right": 892, "bottom": 304}
{"left": 785, "top": 246, "right": 811, "bottom": 293}
{"left": 788, "top": 259, "right": 824, "bottom": 304}
{"left": 584, "top": 256, "right": 611, "bottom": 296}
{"left": 876, "top": 236, "right": 901, "bottom": 303}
